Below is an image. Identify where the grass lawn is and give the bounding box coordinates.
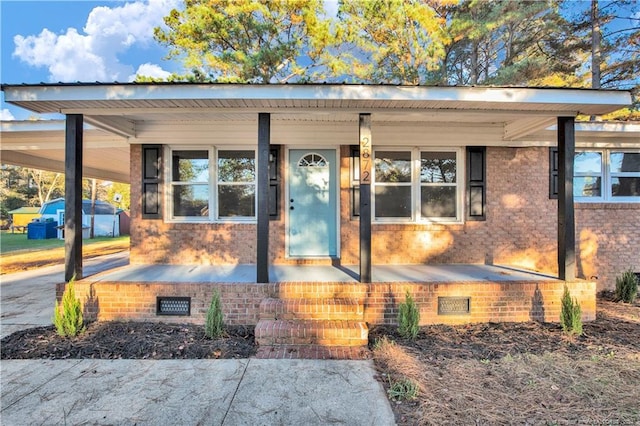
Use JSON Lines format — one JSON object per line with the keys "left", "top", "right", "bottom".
{"left": 0, "top": 232, "right": 129, "bottom": 274}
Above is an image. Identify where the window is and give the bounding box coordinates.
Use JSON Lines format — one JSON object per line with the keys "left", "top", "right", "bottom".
{"left": 374, "top": 150, "right": 412, "bottom": 219}
{"left": 372, "top": 148, "right": 462, "bottom": 222}
{"left": 610, "top": 152, "right": 640, "bottom": 198}
{"left": 168, "top": 147, "right": 256, "bottom": 221}
{"left": 171, "top": 150, "right": 209, "bottom": 218}
{"left": 574, "top": 151, "right": 602, "bottom": 198}
{"left": 421, "top": 151, "right": 457, "bottom": 218}
{"left": 217, "top": 150, "right": 256, "bottom": 218}
{"left": 575, "top": 150, "right": 640, "bottom": 202}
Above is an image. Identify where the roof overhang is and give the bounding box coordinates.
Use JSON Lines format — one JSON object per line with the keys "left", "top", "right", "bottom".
{"left": 0, "top": 84, "right": 635, "bottom": 182}
{"left": 0, "top": 120, "right": 129, "bottom": 182}
{"left": 1, "top": 83, "right": 632, "bottom": 140}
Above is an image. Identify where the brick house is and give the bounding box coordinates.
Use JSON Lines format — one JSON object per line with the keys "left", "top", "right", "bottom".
{"left": 1, "top": 83, "right": 637, "bottom": 356}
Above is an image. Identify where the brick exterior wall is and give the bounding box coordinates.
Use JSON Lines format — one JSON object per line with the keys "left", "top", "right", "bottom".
{"left": 60, "top": 280, "right": 595, "bottom": 325}
{"left": 130, "top": 145, "right": 638, "bottom": 291}
{"left": 576, "top": 203, "right": 640, "bottom": 292}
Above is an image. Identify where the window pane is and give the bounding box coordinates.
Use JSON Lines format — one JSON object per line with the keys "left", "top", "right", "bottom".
{"left": 172, "top": 151, "right": 209, "bottom": 182}
{"left": 574, "top": 177, "right": 601, "bottom": 197}
{"left": 574, "top": 152, "right": 601, "bottom": 174}
{"left": 421, "top": 186, "right": 456, "bottom": 218}
{"left": 218, "top": 185, "right": 255, "bottom": 217}
{"left": 612, "top": 177, "right": 640, "bottom": 197}
{"left": 375, "top": 151, "right": 411, "bottom": 183}
{"left": 218, "top": 151, "right": 255, "bottom": 182}
{"left": 173, "top": 185, "right": 209, "bottom": 216}
{"left": 421, "top": 152, "right": 456, "bottom": 183}
{"left": 610, "top": 152, "right": 640, "bottom": 173}
{"left": 374, "top": 186, "right": 411, "bottom": 218}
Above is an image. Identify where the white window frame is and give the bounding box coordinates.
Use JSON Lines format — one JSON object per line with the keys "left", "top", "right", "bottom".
{"left": 165, "top": 145, "right": 258, "bottom": 223}
{"left": 216, "top": 148, "right": 257, "bottom": 221}
{"left": 372, "top": 147, "right": 463, "bottom": 223}
{"left": 575, "top": 149, "right": 640, "bottom": 203}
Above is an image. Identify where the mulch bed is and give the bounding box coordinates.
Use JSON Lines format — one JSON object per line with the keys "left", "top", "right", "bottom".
{"left": 368, "top": 299, "right": 640, "bottom": 361}
{"left": 1, "top": 322, "right": 255, "bottom": 360}
{"left": 2, "top": 295, "right": 637, "bottom": 361}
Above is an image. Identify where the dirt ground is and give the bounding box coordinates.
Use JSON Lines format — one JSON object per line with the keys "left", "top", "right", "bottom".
{"left": 370, "top": 295, "right": 640, "bottom": 425}
{"left": 0, "top": 239, "right": 129, "bottom": 274}
{"left": 2, "top": 295, "right": 638, "bottom": 424}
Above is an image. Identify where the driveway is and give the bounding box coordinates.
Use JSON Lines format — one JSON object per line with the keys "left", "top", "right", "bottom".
{"left": 0, "top": 251, "right": 129, "bottom": 338}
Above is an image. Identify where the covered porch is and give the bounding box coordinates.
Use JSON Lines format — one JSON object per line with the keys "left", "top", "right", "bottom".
{"left": 66, "top": 263, "right": 596, "bottom": 328}
{"left": 1, "top": 83, "right": 633, "bottom": 287}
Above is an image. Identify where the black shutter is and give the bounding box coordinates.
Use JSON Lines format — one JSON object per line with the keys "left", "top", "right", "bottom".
{"left": 549, "top": 147, "right": 559, "bottom": 199}
{"left": 466, "top": 146, "right": 486, "bottom": 221}
{"left": 142, "top": 145, "right": 162, "bottom": 219}
{"left": 269, "top": 145, "right": 280, "bottom": 220}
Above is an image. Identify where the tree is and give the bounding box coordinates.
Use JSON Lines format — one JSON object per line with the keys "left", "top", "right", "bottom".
{"left": 336, "top": 0, "right": 452, "bottom": 84}
{"left": 26, "top": 169, "right": 64, "bottom": 206}
{"left": 577, "top": 0, "right": 640, "bottom": 91}
{"left": 442, "top": 0, "right": 582, "bottom": 86}
{"left": 105, "top": 182, "right": 131, "bottom": 211}
{"left": 154, "top": 0, "right": 334, "bottom": 83}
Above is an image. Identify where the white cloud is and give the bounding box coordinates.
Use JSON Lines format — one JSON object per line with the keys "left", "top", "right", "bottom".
{"left": 12, "top": 0, "right": 178, "bottom": 82}
{"left": 1, "top": 109, "right": 16, "bottom": 121}
{"left": 129, "top": 63, "right": 172, "bottom": 81}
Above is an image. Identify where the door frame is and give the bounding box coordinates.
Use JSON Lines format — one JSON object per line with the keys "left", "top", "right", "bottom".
{"left": 284, "top": 146, "right": 341, "bottom": 259}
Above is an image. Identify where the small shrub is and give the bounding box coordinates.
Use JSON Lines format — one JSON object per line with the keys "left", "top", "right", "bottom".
{"left": 615, "top": 269, "right": 638, "bottom": 303}
{"left": 52, "top": 279, "right": 85, "bottom": 337}
{"left": 560, "top": 285, "right": 582, "bottom": 336}
{"left": 398, "top": 291, "right": 420, "bottom": 340}
{"left": 387, "top": 377, "right": 419, "bottom": 401}
{"left": 205, "top": 289, "right": 224, "bottom": 339}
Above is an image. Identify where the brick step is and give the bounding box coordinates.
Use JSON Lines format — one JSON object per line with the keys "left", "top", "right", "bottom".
{"left": 277, "top": 282, "right": 367, "bottom": 300}
{"left": 255, "top": 345, "right": 371, "bottom": 360}
{"left": 259, "top": 298, "right": 364, "bottom": 321}
{"left": 255, "top": 319, "right": 368, "bottom": 347}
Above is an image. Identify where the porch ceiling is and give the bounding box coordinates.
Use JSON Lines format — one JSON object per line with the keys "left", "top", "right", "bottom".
{"left": 0, "top": 120, "right": 129, "bottom": 182}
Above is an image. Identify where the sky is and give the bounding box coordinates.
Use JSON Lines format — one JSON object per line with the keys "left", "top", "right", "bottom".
{"left": 0, "top": 0, "right": 636, "bottom": 121}
{"left": 1, "top": 0, "right": 182, "bottom": 120}
{"left": 0, "top": 0, "right": 342, "bottom": 121}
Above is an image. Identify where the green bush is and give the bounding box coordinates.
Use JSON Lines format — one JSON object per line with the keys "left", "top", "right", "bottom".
{"left": 398, "top": 291, "right": 420, "bottom": 340}
{"left": 615, "top": 269, "right": 638, "bottom": 303}
{"left": 205, "top": 289, "right": 224, "bottom": 339}
{"left": 52, "top": 279, "right": 85, "bottom": 337}
{"left": 560, "top": 285, "right": 582, "bottom": 336}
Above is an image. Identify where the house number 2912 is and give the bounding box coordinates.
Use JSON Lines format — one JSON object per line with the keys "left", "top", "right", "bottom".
{"left": 360, "top": 136, "right": 371, "bottom": 184}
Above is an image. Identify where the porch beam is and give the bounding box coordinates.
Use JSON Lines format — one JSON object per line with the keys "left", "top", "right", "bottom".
{"left": 64, "top": 114, "right": 83, "bottom": 282}
{"left": 359, "top": 114, "right": 372, "bottom": 283}
{"left": 557, "top": 116, "right": 576, "bottom": 281}
{"left": 257, "top": 113, "right": 270, "bottom": 283}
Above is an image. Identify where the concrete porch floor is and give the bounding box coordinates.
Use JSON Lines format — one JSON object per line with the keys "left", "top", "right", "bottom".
{"left": 90, "top": 263, "right": 559, "bottom": 283}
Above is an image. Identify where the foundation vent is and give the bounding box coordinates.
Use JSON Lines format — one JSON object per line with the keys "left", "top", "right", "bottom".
{"left": 157, "top": 297, "right": 191, "bottom": 316}
{"left": 438, "top": 297, "right": 471, "bottom": 315}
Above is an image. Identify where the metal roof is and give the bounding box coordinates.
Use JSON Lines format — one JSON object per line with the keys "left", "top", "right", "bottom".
{"left": 1, "top": 82, "right": 631, "bottom": 116}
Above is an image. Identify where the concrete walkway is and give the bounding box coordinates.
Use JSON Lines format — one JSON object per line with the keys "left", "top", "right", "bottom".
{"left": 1, "top": 253, "right": 396, "bottom": 425}
{"left": 1, "top": 251, "right": 129, "bottom": 338}
{"left": 1, "top": 359, "right": 395, "bottom": 426}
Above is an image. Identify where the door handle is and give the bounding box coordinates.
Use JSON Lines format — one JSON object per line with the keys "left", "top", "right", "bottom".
{"left": 290, "top": 206, "right": 294, "bottom": 210}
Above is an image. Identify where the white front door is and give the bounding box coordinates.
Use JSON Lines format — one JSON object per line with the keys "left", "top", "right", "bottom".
{"left": 288, "top": 149, "right": 337, "bottom": 257}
